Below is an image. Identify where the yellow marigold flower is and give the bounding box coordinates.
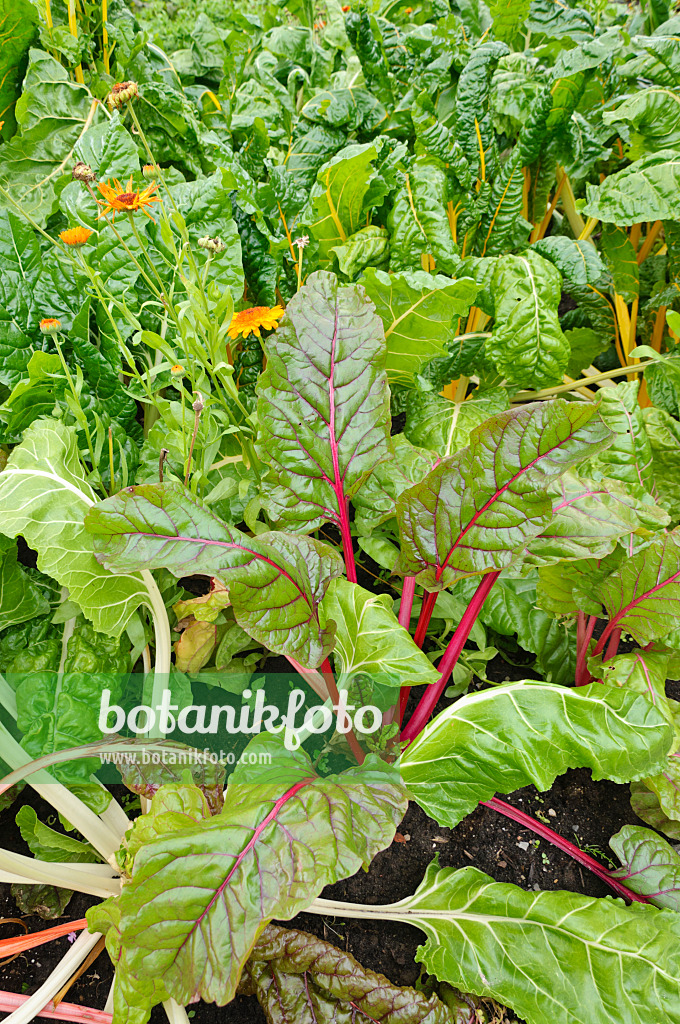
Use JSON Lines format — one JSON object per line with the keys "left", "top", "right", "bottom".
{"left": 227, "top": 305, "right": 285, "bottom": 340}
{"left": 96, "top": 176, "right": 161, "bottom": 222}
{"left": 40, "top": 318, "right": 61, "bottom": 335}
{"left": 59, "top": 226, "right": 94, "bottom": 247}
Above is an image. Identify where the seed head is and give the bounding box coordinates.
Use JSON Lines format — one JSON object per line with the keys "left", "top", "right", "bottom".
{"left": 72, "top": 162, "right": 96, "bottom": 183}
{"left": 198, "top": 235, "right": 226, "bottom": 253}
{"left": 107, "top": 81, "right": 139, "bottom": 110}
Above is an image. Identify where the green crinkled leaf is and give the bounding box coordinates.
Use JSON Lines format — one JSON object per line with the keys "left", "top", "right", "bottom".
{"left": 321, "top": 578, "right": 439, "bottom": 695}
{"left": 527, "top": 0, "right": 595, "bottom": 39}
{"left": 455, "top": 41, "right": 510, "bottom": 175}
{"left": 239, "top": 922, "right": 457, "bottom": 1024}
{"left": 400, "top": 680, "right": 674, "bottom": 826}
{"left": 88, "top": 742, "right": 407, "bottom": 1013}
{"left": 384, "top": 861, "right": 680, "bottom": 1024}
{"left": 600, "top": 223, "right": 640, "bottom": 303}
{"left": 15, "top": 805, "right": 97, "bottom": 863}
{"left": 586, "top": 381, "right": 655, "bottom": 498}
{"left": 531, "top": 236, "right": 604, "bottom": 288}
{"left": 582, "top": 149, "right": 680, "bottom": 226}
{"left": 330, "top": 226, "right": 389, "bottom": 281}
{"left": 404, "top": 389, "right": 509, "bottom": 458}
{"left": 344, "top": 8, "right": 393, "bottom": 107}
{"left": 351, "top": 433, "right": 435, "bottom": 536}
{"left": 0, "top": 0, "right": 39, "bottom": 139}
{"left": 395, "top": 400, "right": 611, "bottom": 590}
{"left": 593, "top": 530, "right": 680, "bottom": 645}
{"left": 388, "top": 159, "right": 459, "bottom": 276}
{"left": 610, "top": 824, "right": 680, "bottom": 911}
{"left": 521, "top": 470, "right": 669, "bottom": 565}
{"left": 490, "top": 0, "right": 531, "bottom": 42}
{"left": 256, "top": 271, "right": 391, "bottom": 532}
{"left": 537, "top": 549, "right": 624, "bottom": 618}
{"left": 305, "top": 143, "right": 379, "bottom": 269}
{"left": 0, "top": 536, "right": 50, "bottom": 632}
{"left": 486, "top": 250, "right": 569, "bottom": 390}
{"left": 604, "top": 86, "right": 680, "bottom": 159}
{"left": 85, "top": 481, "right": 343, "bottom": 667}
{"left": 643, "top": 406, "right": 680, "bottom": 516}
{"left": 0, "top": 420, "right": 147, "bottom": 637}
{"left": 361, "top": 268, "right": 477, "bottom": 384}
{"left": 0, "top": 50, "right": 103, "bottom": 226}
{"left": 593, "top": 649, "right": 674, "bottom": 725}
{"left": 565, "top": 327, "right": 610, "bottom": 378}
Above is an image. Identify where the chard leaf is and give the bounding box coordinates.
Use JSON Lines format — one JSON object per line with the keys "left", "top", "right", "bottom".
{"left": 630, "top": 782, "right": 680, "bottom": 841}
{"left": 91, "top": 741, "right": 406, "bottom": 1011}
{"left": 388, "top": 160, "right": 459, "bottom": 276}
{"left": 0, "top": 0, "right": 38, "bottom": 138}
{"left": 331, "top": 225, "right": 389, "bottom": 279}
{"left": 256, "top": 270, "right": 391, "bottom": 533}
{"left": 404, "top": 389, "right": 509, "bottom": 458}
{"left": 486, "top": 250, "right": 569, "bottom": 390}
{"left": 531, "top": 236, "right": 604, "bottom": 287}
{"left": 604, "top": 87, "right": 680, "bottom": 159}
{"left": 586, "top": 381, "right": 655, "bottom": 498}
{"left": 521, "top": 470, "right": 669, "bottom": 564}
{"left": 593, "top": 531, "right": 680, "bottom": 644}
{"left": 305, "top": 144, "right": 379, "bottom": 268}
{"left": 0, "top": 50, "right": 102, "bottom": 225}
{"left": 537, "top": 549, "right": 624, "bottom": 617}
{"left": 400, "top": 680, "right": 673, "bottom": 827}
{"left": 600, "top": 224, "right": 640, "bottom": 303}
{"left": 16, "top": 805, "right": 97, "bottom": 863}
{"left": 592, "top": 649, "right": 674, "bottom": 724}
{"left": 643, "top": 406, "right": 680, "bottom": 516}
{"left": 351, "top": 433, "right": 435, "bottom": 536}
{"left": 456, "top": 41, "right": 509, "bottom": 175}
{"left": 86, "top": 482, "right": 344, "bottom": 667}
{"left": 239, "top": 922, "right": 456, "bottom": 1024}
{"left": 0, "top": 419, "right": 147, "bottom": 637}
{"left": 361, "top": 268, "right": 477, "bottom": 384}
{"left": 376, "top": 862, "right": 680, "bottom": 1024}
{"left": 0, "top": 536, "right": 50, "bottom": 631}
{"left": 611, "top": 824, "right": 680, "bottom": 910}
{"left": 321, "top": 578, "right": 439, "bottom": 696}
{"left": 582, "top": 149, "right": 680, "bottom": 226}
{"left": 395, "top": 400, "right": 611, "bottom": 590}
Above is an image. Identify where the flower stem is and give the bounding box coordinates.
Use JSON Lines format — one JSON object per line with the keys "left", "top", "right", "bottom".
{"left": 401, "top": 571, "right": 500, "bottom": 744}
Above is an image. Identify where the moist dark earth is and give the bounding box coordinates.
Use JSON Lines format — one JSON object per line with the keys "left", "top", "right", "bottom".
{"left": 0, "top": 654, "right": 660, "bottom": 1023}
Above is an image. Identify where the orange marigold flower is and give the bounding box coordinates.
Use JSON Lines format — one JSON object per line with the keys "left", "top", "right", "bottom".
{"left": 405, "top": 6, "right": 413, "bottom": 11}
{"left": 40, "top": 318, "right": 61, "bottom": 335}
{"left": 227, "top": 305, "right": 285, "bottom": 340}
{"left": 96, "top": 176, "right": 161, "bottom": 222}
{"left": 342, "top": 4, "right": 350, "bottom": 9}
{"left": 59, "top": 226, "right": 94, "bottom": 247}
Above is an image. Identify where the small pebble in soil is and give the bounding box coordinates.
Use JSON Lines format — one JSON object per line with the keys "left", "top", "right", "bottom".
{"left": 548, "top": 808, "right": 556, "bottom": 817}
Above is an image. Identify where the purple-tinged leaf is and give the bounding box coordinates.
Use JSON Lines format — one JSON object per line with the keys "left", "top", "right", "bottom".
{"left": 90, "top": 737, "right": 406, "bottom": 1012}
{"left": 395, "top": 401, "right": 612, "bottom": 590}
{"left": 594, "top": 531, "right": 680, "bottom": 645}
{"left": 256, "top": 271, "right": 391, "bottom": 574}
{"left": 85, "top": 482, "right": 343, "bottom": 667}
{"left": 611, "top": 825, "right": 680, "bottom": 911}
{"left": 239, "top": 922, "right": 460, "bottom": 1023}
{"left": 521, "top": 470, "right": 669, "bottom": 565}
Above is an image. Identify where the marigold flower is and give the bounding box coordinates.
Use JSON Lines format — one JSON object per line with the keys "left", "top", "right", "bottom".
{"left": 106, "top": 80, "right": 139, "bottom": 110}
{"left": 405, "top": 5, "right": 413, "bottom": 10}
{"left": 170, "top": 364, "right": 185, "bottom": 377}
{"left": 40, "top": 318, "right": 61, "bottom": 335}
{"left": 97, "top": 176, "right": 161, "bottom": 222}
{"left": 227, "top": 305, "right": 285, "bottom": 340}
{"left": 342, "top": 4, "right": 350, "bottom": 9}
{"left": 59, "top": 226, "right": 94, "bottom": 247}
{"left": 72, "top": 161, "right": 96, "bottom": 183}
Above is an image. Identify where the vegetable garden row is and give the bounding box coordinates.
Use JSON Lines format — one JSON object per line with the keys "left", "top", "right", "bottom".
{"left": 1, "top": 0, "right": 680, "bottom": 1021}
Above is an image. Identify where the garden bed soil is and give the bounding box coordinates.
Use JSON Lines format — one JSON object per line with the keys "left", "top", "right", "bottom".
{"left": 0, "top": 652, "right": 659, "bottom": 1023}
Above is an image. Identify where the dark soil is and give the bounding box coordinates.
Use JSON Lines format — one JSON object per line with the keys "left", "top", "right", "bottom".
{"left": 0, "top": 650, "right": 660, "bottom": 1023}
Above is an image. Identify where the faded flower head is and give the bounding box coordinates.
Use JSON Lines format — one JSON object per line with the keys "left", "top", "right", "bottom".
{"left": 227, "top": 305, "right": 285, "bottom": 341}
{"left": 97, "top": 176, "right": 161, "bottom": 222}
{"left": 72, "top": 161, "right": 96, "bottom": 183}
{"left": 40, "top": 318, "right": 61, "bottom": 335}
{"left": 293, "top": 235, "right": 309, "bottom": 249}
{"left": 59, "top": 226, "right": 94, "bottom": 247}
{"left": 192, "top": 392, "right": 205, "bottom": 414}
{"left": 107, "top": 80, "right": 139, "bottom": 110}
{"left": 198, "top": 235, "right": 226, "bottom": 253}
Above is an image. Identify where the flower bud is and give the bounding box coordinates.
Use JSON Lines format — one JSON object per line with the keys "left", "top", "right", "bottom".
{"left": 142, "top": 164, "right": 157, "bottom": 179}
{"left": 107, "top": 81, "right": 139, "bottom": 110}
{"left": 72, "top": 162, "right": 96, "bottom": 183}
{"left": 198, "top": 235, "right": 226, "bottom": 253}
{"left": 40, "top": 318, "right": 62, "bottom": 335}
{"left": 170, "top": 364, "right": 185, "bottom": 377}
